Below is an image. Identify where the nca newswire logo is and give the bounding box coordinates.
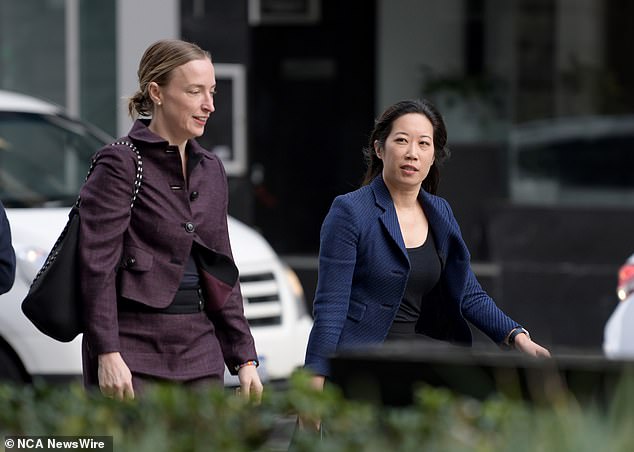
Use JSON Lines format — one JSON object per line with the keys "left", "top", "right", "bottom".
{"left": 5, "top": 436, "right": 112, "bottom": 451}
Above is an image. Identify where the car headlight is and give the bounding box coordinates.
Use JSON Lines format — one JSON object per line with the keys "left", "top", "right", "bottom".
{"left": 14, "top": 245, "right": 48, "bottom": 285}
{"left": 284, "top": 265, "right": 308, "bottom": 318}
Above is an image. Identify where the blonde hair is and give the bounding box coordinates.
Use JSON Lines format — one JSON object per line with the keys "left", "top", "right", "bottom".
{"left": 128, "top": 39, "right": 211, "bottom": 118}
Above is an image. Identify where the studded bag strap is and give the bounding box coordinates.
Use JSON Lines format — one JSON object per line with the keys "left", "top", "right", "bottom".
{"left": 75, "top": 140, "right": 143, "bottom": 210}
{"left": 32, "top": 142, "right": 143, "bottom": 285}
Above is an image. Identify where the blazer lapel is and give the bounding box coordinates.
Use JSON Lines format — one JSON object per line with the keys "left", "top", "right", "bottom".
{"left": 371, "top": 177, "right": 407, "bottom": 258}
{"left": 419, "top": 189, "right": 448, "bottom": 268}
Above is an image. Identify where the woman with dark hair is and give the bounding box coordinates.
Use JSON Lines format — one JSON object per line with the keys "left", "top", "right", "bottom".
{"left": 303, "top": 99, "right": 549, "bottom": 417}
{"left": 361, "top": 98, "right": 450, "bottom": 193}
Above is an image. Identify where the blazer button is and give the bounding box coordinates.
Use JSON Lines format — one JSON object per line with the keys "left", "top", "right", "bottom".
{"left": 184, "top": 222, "right": 196, "bottom": 233}
{"left": 190, "top": 191, "right": 199, "bottom": 201}
{"left": 125, "top": 257, "right": 136, "bottom": 267}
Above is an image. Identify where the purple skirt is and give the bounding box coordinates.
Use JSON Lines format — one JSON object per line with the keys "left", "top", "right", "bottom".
{"left": 83, "top": 310, "right": 225, "bottom": 387}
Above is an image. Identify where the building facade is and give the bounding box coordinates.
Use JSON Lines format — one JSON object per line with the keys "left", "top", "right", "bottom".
{"left": 2, "top": 0, "right": 634, "bottom": 349}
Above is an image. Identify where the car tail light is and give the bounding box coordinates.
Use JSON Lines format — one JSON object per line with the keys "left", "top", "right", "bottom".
{"left": 617, "top": 263, "right": 634, "bottom": 301}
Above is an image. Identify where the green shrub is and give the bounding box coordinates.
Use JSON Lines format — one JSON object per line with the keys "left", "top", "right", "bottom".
{"left": 1, "top": 370, "right": 634, "bottom": 451}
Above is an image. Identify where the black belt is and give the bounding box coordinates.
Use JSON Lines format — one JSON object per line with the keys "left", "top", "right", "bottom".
{"left": 118, "top": 288, "right": 205, "bottom": 314}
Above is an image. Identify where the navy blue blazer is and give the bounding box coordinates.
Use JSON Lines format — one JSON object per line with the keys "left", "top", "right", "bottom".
{"left": 304, "top": 176, "right": 520, "bottom": 376}
{"left": 0, "top": 201, "right": 15, "bottom": 295}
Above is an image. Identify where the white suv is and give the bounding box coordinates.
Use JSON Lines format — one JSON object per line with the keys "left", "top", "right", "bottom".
{"left": 0, "top": 90, "right": 312, "bottom": 383}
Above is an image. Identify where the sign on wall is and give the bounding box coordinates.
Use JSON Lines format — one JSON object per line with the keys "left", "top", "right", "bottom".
{"left": 196, "top": 63, "right": 247, "bottom": 177}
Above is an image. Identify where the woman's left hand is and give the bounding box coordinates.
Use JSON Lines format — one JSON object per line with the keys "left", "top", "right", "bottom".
{"left": 514, "top": 333, "right": 551, "bottom": 358}
{"left": 237, "top": 364, "right": 264, "bottom": 403}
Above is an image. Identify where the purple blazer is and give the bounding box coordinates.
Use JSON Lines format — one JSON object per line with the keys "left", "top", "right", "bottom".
{"left": 78, "top": 120, "right": 257, "bottom": 378}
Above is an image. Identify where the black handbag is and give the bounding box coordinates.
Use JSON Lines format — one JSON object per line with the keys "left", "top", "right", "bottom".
{"left": 21, "top": 141, "right": 143, "bottom": 342}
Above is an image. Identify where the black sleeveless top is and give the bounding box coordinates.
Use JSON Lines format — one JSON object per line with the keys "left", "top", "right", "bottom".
{"left": 179, "top": 252, "right": 200, "bottom": 289}
{"left": 387, "top": 232, "right": 441, "bottom": 339}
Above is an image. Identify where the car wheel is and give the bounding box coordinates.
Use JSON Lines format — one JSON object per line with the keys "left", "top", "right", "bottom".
{"left": 0, "top": 347, "right": 27, "bottom": 383}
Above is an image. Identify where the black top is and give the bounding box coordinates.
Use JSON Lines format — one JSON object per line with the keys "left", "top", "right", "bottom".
{"left": 387, "top": 232, "right": 441, "bottom": 338}
{"left": 179, "top": 249, "right": 200, "bottom": 289}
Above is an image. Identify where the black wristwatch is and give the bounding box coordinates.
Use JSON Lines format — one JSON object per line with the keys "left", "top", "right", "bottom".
{"left": 507, "top": 327, "right": 530, "bottom": 347}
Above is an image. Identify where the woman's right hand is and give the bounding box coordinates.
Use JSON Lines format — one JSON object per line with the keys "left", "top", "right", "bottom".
{"left": 97, "top": 352, "right": 135, "bottom": 400}
{"left": 514, "top": 333, "right": 552, "bottom": 358}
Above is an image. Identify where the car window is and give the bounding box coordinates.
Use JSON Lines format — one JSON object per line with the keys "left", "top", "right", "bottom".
{"left": 0, "top": 112, "right": 104, "bottom": 208}
{"left": 509, "top": 118, "right": 634, "bottom": 206}
{"left": 518, "top": 135, "right": 634, "bottom": 186}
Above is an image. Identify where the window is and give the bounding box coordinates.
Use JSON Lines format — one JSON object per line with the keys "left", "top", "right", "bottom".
{"left": 0, "top": 112, "right": 106, "bottom": 207}
{"left": 509, "top": 116, "right": 634, "bottom": 205}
